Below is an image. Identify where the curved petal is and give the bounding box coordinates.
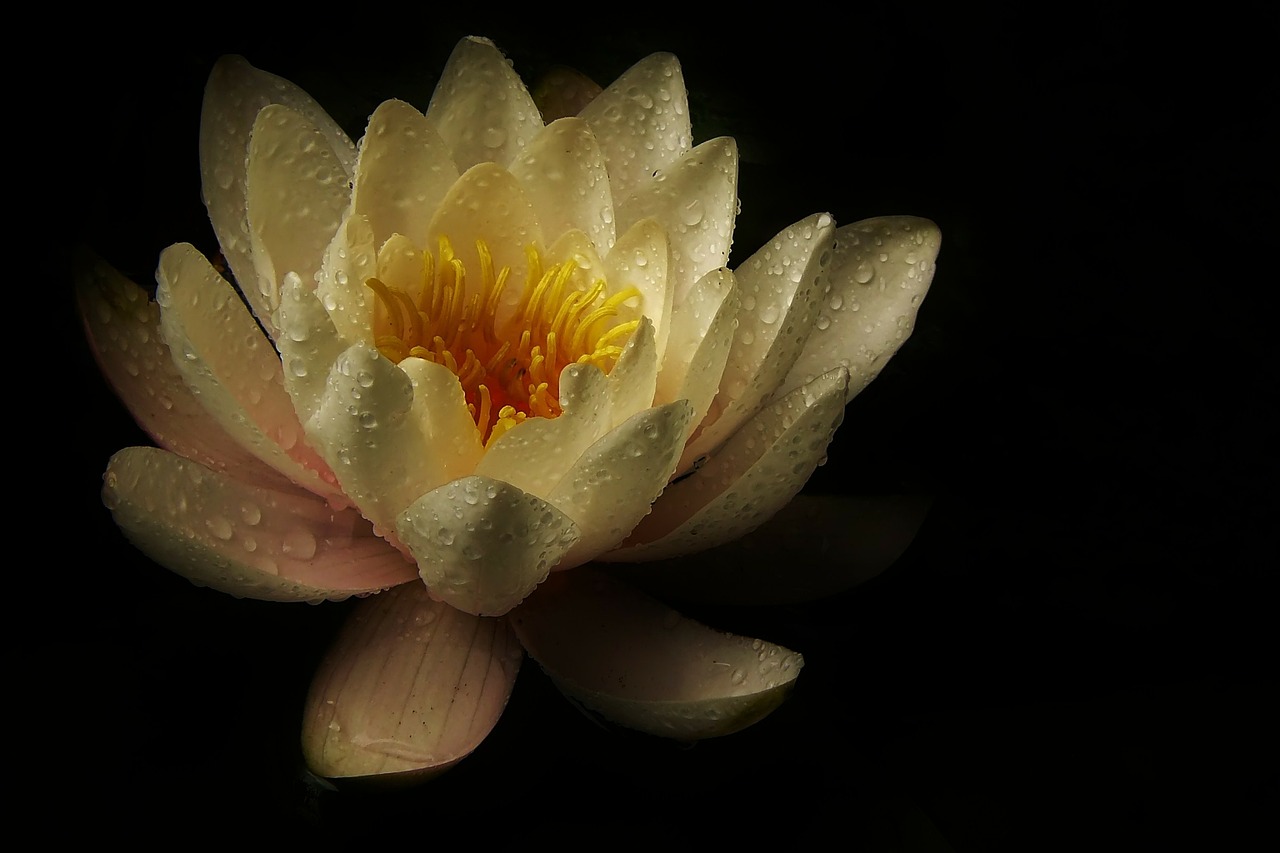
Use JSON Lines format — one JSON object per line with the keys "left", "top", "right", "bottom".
{"left": 580, "top": 52, "right": 692, "bottom": 205}
{"left": 398, "top": 358, "right": 485, "bottom": 484}
{"left": 511, "top": 570, "right": 802, "bottom": 740}
{"left": 608, "top": 494, "right": 932, "bottom": 605}
{"left": 509, "top": 116, "right": 615, "bottom": 252}
{"left": 307, "top": 343, "right": 441, "bottom": 537}
{"left": 352, "top": 99, "right": 458, "bottom": 249}
{"left": 549, "top": 400, "right": 692, "bottom": 568}
{"left": 103, "top": 447, "right": 417, "bottom": 602}
{"left": 682, "top": 212, "right": 835, "bottom": 467}
{"left": 395, "top": 475, "right": 580, "bottom": 617}
{"left": 426, "top": 162, "right": 542, "bottom": 326}
{"left": 75, "top": 249, "right": 290, "bottom": 489}
{"left": 780, "top": 216, "right": 941, "bottom": 403}
{"left": 606, "top": 316, "right": 659, "bottom": 429}
{"left": 611, "top": 368, "right": 850, "bottom": 562}
{"left": 276, "top": 270, "right": 349, "bottom": 426}
{"left": 605, "top": 217, "right": 673, "bottom": 361}
{"left": 655, "top": 269, "right": 738, "bottom": 449}
{"left": 425, "top": 36, "right": 543, "bottom": 171}
{"left": 303, "top": 583, "right": 522, "bottom": 783}
{"left": 156, "top": 243, "right": 342, "bottom": 502}
{"left": 200, "top": 56, "right": 355, "bottom": 335}
{"left": 245, "top": 104, "right": 352, "bottom": 325}
{"left": 315, "top": 212, "right": 378, "bottom": 348}
{"left": 615, "top": 137, "right": 738, "bottom": 303}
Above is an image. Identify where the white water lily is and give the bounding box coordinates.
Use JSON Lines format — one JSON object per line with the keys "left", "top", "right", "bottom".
{"left": 78, "top": 36, "right": 938, "bottom": 782}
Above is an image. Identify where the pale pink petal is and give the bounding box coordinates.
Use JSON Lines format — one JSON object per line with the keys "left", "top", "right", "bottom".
{"left": 509, "top": 117, "right": 615, "bottom": 251}
{"left": 608, "top": 494, "right": 932, "bottom": 605}
{"left": 615, "top": 137, "right": 738, "bottom": 304}
{"left": 425, "top": 36, "right": 543, "bottom": 171}
{"left": 511, "top": 570, "right": 802, "bottom": 739}
{"left": 245, "top": 104, "right": 352, "bottom": 323}
{"left": 351, "top": 99, "right": 458, "bottom": 249}
{"left": 682, "top": 212, "right": 836, "bottom": 468}
{"left": 200, "top": 56, "right": 355, "bottom": 337}
{"left": 780, "top": 216, "right": 941, "bottom": 403}
{"left": 156, "top": 243, "right": 342, "bottom": 503}
{"left": 75, "top": 249, "right": 290, "bottom": 491}
{"left": 303, "top": 583, "right": 522, "bottom": 782}
{"left": 395, "top": 476, "right": 580, "bottom": 617}
{"left": 550, "top": 400, "right": 693, "bottom": 569}
{"left": 580, "top": 52, "right": 692, "bottom": 205}
{"left": 103, "top": 447, "right": 417, "bottom": 602}
{"left": 609, "top": 368, "right": 849, "bottom": 562}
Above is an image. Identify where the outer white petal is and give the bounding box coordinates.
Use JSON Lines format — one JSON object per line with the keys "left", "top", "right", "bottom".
{"left": 682, "top": 212, "right": 835, "bottom": 467}
{"left": 303, "top": 583, "right": 522, "bottom": 782}
{"left": 655, "top": 269, "right": 738, "bottom": 447}
{"left": 550, "top": 400, "right": 693, "bottom": 569}
{"left": 608, "top": 494, "right": 932, "bottom": 605}
{"left": 103, "top": 447, "right": 417, "bottom": 602}
{"left": 605, "top": 218, "right": 673, "bottom": 361}
{"left": 425, "top": 36, "right": 543, "bottom": 171}
{"left": 156, "top": 243, "right": 342, "bottom": 502}
{"left": 580, "top": 52, "right": 692, "bottom": 205}
{"left": 474, "top": 363, "right": 611, "bottom": 500}
{"left": 76, "top": 250, "right": 290, "bottom": 490}
{"left": 245, "top": 104, "right": 352, "bottom": 326}
{"left": 609, "top": 368, "right": 850, "bottom": 562}
{"left": 780, "top": 216, "right": 941, "bottom": 403}
{"left": 511, "top": 570, "right": 802, "bottom": 740}
{"left": 352, "top": 99, "right": 458, "bottom": 249}
{"left": 426, "top": 163, "right": 542, "bottom": 327}
{"left": 200, "top": 56, "right": 356, "bottom": 337}
{"left": 509, "top": 117, "right": 615, "bottom": 252}
{"left": 396, "top": 475, "right": 580, "bottom": 617}
{"left": 615, "top": 137, "right": 738, "bottom": 303}
{"left": 307, "top": 344, "right": 441, "bottom": 538}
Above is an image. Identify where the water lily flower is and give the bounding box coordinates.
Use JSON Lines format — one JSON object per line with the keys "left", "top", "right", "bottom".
{"left": 77, "top": 36, "right": 939, "bottom": 783}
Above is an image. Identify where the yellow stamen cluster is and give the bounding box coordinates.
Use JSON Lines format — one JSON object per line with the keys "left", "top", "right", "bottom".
{"left": 367, "top": 237, "right": 641, "bottom": 447}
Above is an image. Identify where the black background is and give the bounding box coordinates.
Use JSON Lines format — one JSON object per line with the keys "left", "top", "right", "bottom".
{"left": 48, "top": 7, "right": 1275, "bottom": 847}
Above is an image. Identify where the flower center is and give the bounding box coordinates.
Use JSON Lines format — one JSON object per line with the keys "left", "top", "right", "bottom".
{"left": 365, "top": 237, "right": 640, "bottom": 447}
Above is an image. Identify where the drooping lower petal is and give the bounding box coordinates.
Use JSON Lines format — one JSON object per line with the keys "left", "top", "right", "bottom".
{"left": 511, "top": 570, "right": 802, "bottom": 740}
{"left": 395, "top": 475, "right": 580, "bottom": 617}
{"left": 780, "top": 216, "right": 940, "bottom": 403}
{"left": 302, "top": 583, "right": 522, "bottom": 783}
{"left": 609, "top": 367, "right": 850, "bottom": 562}
{"left": 103, "top": 447, "right": 417, "bottom": 602}
{"left": 608, "top": 494, "right": 932, "bottom": 605}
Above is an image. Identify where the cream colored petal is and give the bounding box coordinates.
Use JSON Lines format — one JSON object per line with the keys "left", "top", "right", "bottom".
{"left": 307, "top": 343, "right": 441, "bottom": 537}
{"left": 374, "top": 233, "right": 424, "bottom": 303}
{"left": 315, "top": 213, "right": 378, "bottom": 347}
{"left": 511, "top": 570, "right": 802, "bottom": 740}
{"left": 655, "top": 268, "right": 738, "bottom": 448}
{"left": 615, "top": 137, "right": 738, "bottom": 304}
{"left": 550, "top": 400, "right": 692, "bottom": 569}
{"left": 509, "top": 117, "right": 615, "bottom": 252}
{"left": 546, "top": 229, "right": 605, "bottom": 291}
{"left": 611, "top": 368, "right": 849, "bottom": 562}
{"left": 580, "top": 52, "right": 691, "bottom": 205}
{"left": 103, "top": 447, "right": 417, "bottom": 602}
{"left": 200, "top": 56, "right": 356, "bottom": 338}
{"left": 607, "top": 494, "right": 932, "bottom": 605}
{"left": 245, "top": 104, "right": 352, "bottom": 325}
{"left": 426, "top": 163, "right": 542, "bottom": 327}
{"left": 156, "top": 243, "right": 342, "bottom": 502}
{"left": 425, "top": 36, "right": 543, "bottom": 171}
{"left": 75, "top": 249, "right": 289, "bottom": 489}
{"left": 606, "top": 317, "right": 659, "bottom": 429}
{"left": 605, "top": 218, "right": 672, "bottom": 360}
{"left": 780, "top": 216, "right": 941, "bottom": 403}
{"left": 396, "top": 475, "right": 580, "bottom": 617}
{"left": 352, "top": 99, "right": 458, "bottom": 248}
{"left": 398, "top": 358, "right": 484, "bottom": 483}
{"left": 474, "top": 363, "right": 611, "bottom": 500}
{"left": 682, "top": 212, "right": 835, "bottom": 467}
{"left": 303, "top": 583, "right": 521, "bottom": 782}
{"left": 276, "top": 271, "right": 349, "bottom": 426}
